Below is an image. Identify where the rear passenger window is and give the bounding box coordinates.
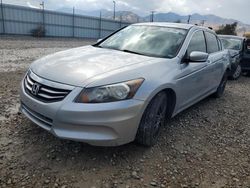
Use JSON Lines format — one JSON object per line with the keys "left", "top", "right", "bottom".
{"left": 187, "top": 31, "right": 206, "bottom": 56}
{"left": 205, "top": 32, "right": 219, "bottom": 53}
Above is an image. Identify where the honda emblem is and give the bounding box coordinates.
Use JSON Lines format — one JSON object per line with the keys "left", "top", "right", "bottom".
{"left": 31, "top": 83, "right": 40, "bottom": 96}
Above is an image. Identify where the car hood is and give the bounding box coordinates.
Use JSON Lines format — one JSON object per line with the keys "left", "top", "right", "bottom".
{"left": 31, "top": 46, "right": 154, "bottom": 86}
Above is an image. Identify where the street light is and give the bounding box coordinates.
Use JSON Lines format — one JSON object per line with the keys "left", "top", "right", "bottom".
{"left": 113, "top": 0, "right": 116, "bottom": 20}
{"left": 40, "top": 1, "right": 44, "bottom": 10}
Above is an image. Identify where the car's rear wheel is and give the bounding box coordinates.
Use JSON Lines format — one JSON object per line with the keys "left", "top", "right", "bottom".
{"left": 136, "top": 92, "right": 167, "bottom": 147}
{"left": 213, "top": 72, "right": 228, "bottom": 98}
{"left": 230, "top": 64, "right": 242, "bottom": 80}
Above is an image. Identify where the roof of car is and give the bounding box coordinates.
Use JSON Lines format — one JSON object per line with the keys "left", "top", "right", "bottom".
{"left": 132, "top": 22, "right": 194, "bottom": 29}
{"left": 132, "top": 22, "right": 216, "bottom": 32}
{"left": 218, "top": 35, "right": 246, "bottom": 40}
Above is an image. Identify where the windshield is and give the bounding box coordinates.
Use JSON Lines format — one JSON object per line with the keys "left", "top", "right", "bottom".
{"left": 98, "top": 25, "right": 187, "bottom": 58}
{"left": 220, "top": 38, "right": 242, "bottom": 50}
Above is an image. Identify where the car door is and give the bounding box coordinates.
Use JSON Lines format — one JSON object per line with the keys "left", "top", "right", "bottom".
{"left": 242, "top": 39, "right": 250, "bottom": 71}
{"left": 204, "top": 31, "right": 226, "bottom": 88}
{"left": 176, "top": 30, "right": 211, "bottom": 111}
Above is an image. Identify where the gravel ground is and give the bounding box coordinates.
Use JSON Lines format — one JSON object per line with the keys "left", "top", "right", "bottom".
{"left": 0, "top": 36, "right": 250, "bottom": 188}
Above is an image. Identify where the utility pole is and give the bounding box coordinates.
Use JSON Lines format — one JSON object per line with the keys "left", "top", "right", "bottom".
{"left": 1, "top": 0, "right": 5, "bottom": 34}
{"left": 99, "top": 11, "right": 102, "bottom": 38}
{"left": 119, "top": 14, "right": 122, "bottom": 28}
{"left": 151, "top": 11, "right": 155, "bottom": 22}
{"left": 113, "top": 0, "right": 116, "bottom": 20}
{"left": 201, "top": 20, "right": 205, "bottom": 26}
{"left": 187, "top": 15, "right": 191, "bottom": 24}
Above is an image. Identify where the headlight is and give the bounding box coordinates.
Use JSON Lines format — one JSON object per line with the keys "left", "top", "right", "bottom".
{"left": 75, "top": 78, "right": 144, "bottom": 103}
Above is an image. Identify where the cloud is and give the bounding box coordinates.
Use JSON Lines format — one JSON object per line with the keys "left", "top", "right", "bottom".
{"left": 27, "top": 1, "right": 39, "bottom": 9}
{"left": 3, "top": 0, "right": 250, "bottom": 24}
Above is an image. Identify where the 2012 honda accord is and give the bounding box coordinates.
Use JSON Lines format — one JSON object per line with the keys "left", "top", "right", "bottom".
{"left": 20, "top": 23, "right": 230, "bottom": 146}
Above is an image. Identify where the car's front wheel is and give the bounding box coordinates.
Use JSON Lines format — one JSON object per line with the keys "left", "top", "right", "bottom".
{"left": 242, "top": 70, "right": 250, "bottom": 77}
{"left": 136, "top": 92, "right": 167, "bottom": 147}
{"left": 230, "top": 64, "right": 242, "bottom": 80}
{"left": 213, "top": 72, "right": 228, "bottom": 98}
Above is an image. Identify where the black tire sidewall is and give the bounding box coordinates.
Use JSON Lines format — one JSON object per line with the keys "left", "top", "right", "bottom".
{"left": 232, "top": 64, "right": 242, "bottom": 80}
{"left": 136, "top": 92, "right": 167, "bottom": 146}
{"left": 215, "top": 72, "right": 228, "bottom": 98}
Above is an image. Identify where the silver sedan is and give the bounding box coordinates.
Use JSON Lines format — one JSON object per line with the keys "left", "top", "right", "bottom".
{"left": 20, "top": 23, "right": 230, "bottom": 146}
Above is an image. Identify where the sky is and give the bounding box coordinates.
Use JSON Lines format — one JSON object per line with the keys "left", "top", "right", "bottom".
{"left": 3, "top": 0, "right": 250, "bottom": 24}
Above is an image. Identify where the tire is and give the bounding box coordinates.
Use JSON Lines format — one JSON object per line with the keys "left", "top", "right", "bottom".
{"left": 136, "top": 92, "right": 167, "bottom": 147}
{"left": 230, "top": 64, "right": 242, "bottom": 80}
{"left": 213, "top": 72, "right": 228, "bottom": 98}
{"left": 242, "top": 71, "right": 250, "bottom": 77}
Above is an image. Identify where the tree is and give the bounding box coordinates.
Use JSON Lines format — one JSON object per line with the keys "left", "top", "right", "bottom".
{"left": 216, "top": 22, "right": 238, "bottom": 35}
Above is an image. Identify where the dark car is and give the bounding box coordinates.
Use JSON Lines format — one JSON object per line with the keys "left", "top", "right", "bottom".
{"left": 219, "top": 35, "right": 246, "bottom": 80}
{"left": 241, "top": 39, "right": 250, "bottom": 76}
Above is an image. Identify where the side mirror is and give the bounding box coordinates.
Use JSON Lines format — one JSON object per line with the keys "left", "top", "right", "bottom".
{"left": 189, "top": 51, "right": 209, "bottom": 63}
{"left": 97, "top": 39, "right": 102, "bottom": 43}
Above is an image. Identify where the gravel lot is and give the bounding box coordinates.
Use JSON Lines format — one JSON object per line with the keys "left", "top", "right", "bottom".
{"left": 0, "top": 36, "right": 250, "bottom": 188}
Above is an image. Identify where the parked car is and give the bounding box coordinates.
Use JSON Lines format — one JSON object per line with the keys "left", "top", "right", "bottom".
{"left": 20, "top": 23, "right": 230, "bottom": 147}
{"left": 219, "top": 35, "right": 246, "bottom": 80}
{"left": 241, "top": 39, "right": 250, "bottom": 76}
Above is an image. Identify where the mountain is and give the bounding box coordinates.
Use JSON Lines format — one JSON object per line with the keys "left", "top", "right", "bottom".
{"left": 144, "top": 12, "right": 250, "bottom": 36}
{"left": 56, "top": 8, "right": 141, "bottom": 22}
{"left": 144, "top": 12, "right": 240, "bottom": 25}
{"left": 102, "top": 11, "right": 141, "bottom": 23}
{"left": 56, "top": 8, "right": 250, "bottom": 35}
{"left": 56, "top": 7, "right": 109, "bottom": 17}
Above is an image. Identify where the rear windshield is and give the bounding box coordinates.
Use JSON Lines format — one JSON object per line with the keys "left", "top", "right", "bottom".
{"left": 220, "top": 37, "right": 243, "bottom": 51}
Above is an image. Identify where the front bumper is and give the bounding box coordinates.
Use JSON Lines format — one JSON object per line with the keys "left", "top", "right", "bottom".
{"left": 20, "top": 77, "right": 146, "bottom": 146}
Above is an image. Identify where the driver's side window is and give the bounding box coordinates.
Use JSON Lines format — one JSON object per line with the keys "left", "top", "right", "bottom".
{"left": 187, "top": 31, "right": 207, "bottom": 56}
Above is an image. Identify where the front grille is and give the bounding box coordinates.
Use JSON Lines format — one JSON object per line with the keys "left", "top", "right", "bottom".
{"left": 24, "top": 73, "right": 71, "bottom": 103}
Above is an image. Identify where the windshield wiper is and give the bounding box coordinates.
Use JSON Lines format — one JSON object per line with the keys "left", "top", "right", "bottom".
{"left": 122, "top": 49, "right": 144, "bottom": 55}
{"left": 122, "top": 49, "right": 168, "bottom": 58}
{"left": 92, "top": 44, "right": 102, "bottom": 48}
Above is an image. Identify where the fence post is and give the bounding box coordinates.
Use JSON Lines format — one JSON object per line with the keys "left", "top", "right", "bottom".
{"left": 0, "top": 0, "right": 5, "bottom": 34}
{"left": 99, "top": 11, "right": 102, "bottom": 39}
{"left": 119, "top": 15, "right": 122, "bottom": 28}
{"left": 40, "top": 1, "right": 45, "bottom": 36}
{"left": 72, "top": 7, "right": 75, "bottom": 38}
{"left": 41, "top": 2, "right": 45, "bottom": 26}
